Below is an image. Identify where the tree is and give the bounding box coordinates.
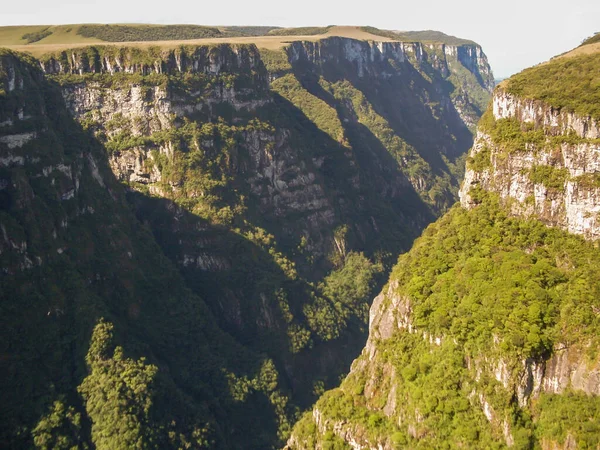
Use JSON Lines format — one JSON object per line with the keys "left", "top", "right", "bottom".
{"left": 32, "top": 400, "right": 84, "bottom": 450}
{"left": 78, "top": 320, "right": 158, "bottom": 449}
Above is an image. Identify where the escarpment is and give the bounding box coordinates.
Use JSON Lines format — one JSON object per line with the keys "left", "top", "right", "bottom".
{"left": 39, "top": 44, "right": 267, "bottom": 78}
{"left": 289, "top": 48, "right": 600, "bottom": 449}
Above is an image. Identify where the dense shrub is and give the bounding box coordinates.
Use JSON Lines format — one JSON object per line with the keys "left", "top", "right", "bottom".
{"left": 223, "top": 26, "right": 280, "bottom": 36}
{"left": 580, "top": 32, "right": 600, "bottom": 46}
{"left": 22, "top": 28, "right": 53, "bottom": 44}
{"left": 77, "top": 24, "right": 223, "bottom": 42}
{"left": 267, "top": 26, "right": 333, "bottom": 36}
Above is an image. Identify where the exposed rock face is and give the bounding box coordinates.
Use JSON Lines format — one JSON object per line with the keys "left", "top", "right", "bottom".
{"left": 460, "top": 89, "right": 600, "bottom": 240}
{"left": 492, "top": 91, "right": 600, "bottom": 138}
{"left": 287, "top": 38, "right": 493, "bottom": 89}
{"left": 60, "top": 77, "right": 338, "bottom": 264}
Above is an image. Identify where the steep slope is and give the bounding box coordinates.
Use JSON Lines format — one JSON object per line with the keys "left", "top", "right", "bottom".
{"left": 290, "top": 47, "right": 600, "bottom": 449}
{"left": 1, "top": 32, "right": 492, "bottom": 448}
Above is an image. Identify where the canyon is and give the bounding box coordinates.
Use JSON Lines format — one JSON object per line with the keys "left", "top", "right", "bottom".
{"left": 0, "top": 30, "right": 493, "bottom": 449}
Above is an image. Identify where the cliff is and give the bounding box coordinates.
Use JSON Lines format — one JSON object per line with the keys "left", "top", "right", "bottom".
{"left": 290, "top": 200, "right": 600, "bottom": 450}
{"left": 289, "top": 47, "right": 600, "bottom": 450}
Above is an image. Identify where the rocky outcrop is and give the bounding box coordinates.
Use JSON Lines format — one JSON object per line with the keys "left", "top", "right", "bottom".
{"left": 60, "top": 79, "right": 337, "bottom": 261}
{"left": 56, "top": 36, "right": 493, "bottom": 275}
{"left": 543, "top": 345, "right": 600, "bottom": 395}
{"left": 460, "top": 89, "right": 600, "bottom": 240}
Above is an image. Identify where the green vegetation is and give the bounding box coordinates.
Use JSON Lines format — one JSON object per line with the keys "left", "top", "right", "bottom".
{"left": 37, "top": 44, "right": 263, "bottom": 91}
{"left": 479, "top": 109, "right": 600, "bottom": 155}
{"left": 0, "top": 31, "right": 493, "bottom": 447}
{"left": 391, "top": 192, "right": 600, "bottom": 358}
{"left": 16, "top": 58, "right": 392, "bottom": 445}
{"left": 304, "top": 253, "right": 383, "bottom": 341}
{"left": 466, "top": 144, "right": 491, "bottom": 171}
{"left": 223, "top": 26, "right": 280, "bottom": 36}
{"left": 320, "top": 78, "right": 438, "bottom": 199}
{"left": 76, "top": 24, "right": 223, "bottom": 42}
{"left": 22, "top": 27, "right": 53, "bottom": 44}
{"left": 292, "top": 413, "right": 351, "bottom": 450}
{"left": 293, "top": 43, "right": 600, "bottom": 447}
{"left": 504, "top": 53, "right": 600, "bottom": 120}
{"left": 0, "top": 24, "right": 276, "bottom": 47}
{"left": 529, "top": 165, "right": 569, "bottom": 192}
{"left": 303, "top": 333, "right": 503, "bottom": 449}
{"left": 445, "top": 54, "right": 492, "bottom": 126}
{"left": 78, "top": 321, "right": 160, "bottom": 449}
{"left": 32, "top": 401, "right": 84, "bottom": 450}
{"left": 258, "top": 48, "right": 292, "bottom": 74}
{"left": 580, "top": 32, "right": 600, "bottom": 46}
{"left": 479, "top": 112, "right": 544, "bottom": 153}
{"left": 267, "top": 26, "right": 333, "bottom": 36}
{"left": 295, "top": 192, "right": 600, "bottom": 447}
{"left": 473, "top": 107, "right": 600, "bottom": 193}
{"left": 361, "top": 26, "right": 476, "bottom": 45}
{"left": 572, "top": 173, "right": 600, "bottom": 189}
{"left": 0, "top": 25, "right": 61, "bottom": 45}
{"left": 534, "top": 392, "right": 600, "bottom": 447}
{"left": 0, "top": 24, "right": 102, "bottom": 47}
{"left": 359, "top": 26, "right": 404, "bottom": 40}
{"left": 0, "top": 50, "right": 295, "bottom": 449}
{"left": 271, "top": 74, "right": 345, "bottom": 143}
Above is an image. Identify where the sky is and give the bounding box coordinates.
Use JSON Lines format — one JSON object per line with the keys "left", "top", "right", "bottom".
{"left": 2, "top": 0, "right": 599, "bottom": 78}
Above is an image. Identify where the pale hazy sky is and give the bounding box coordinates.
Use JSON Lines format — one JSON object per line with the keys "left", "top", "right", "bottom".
{"left": 2, "top": 0, "right": 599, "bottom": 77}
